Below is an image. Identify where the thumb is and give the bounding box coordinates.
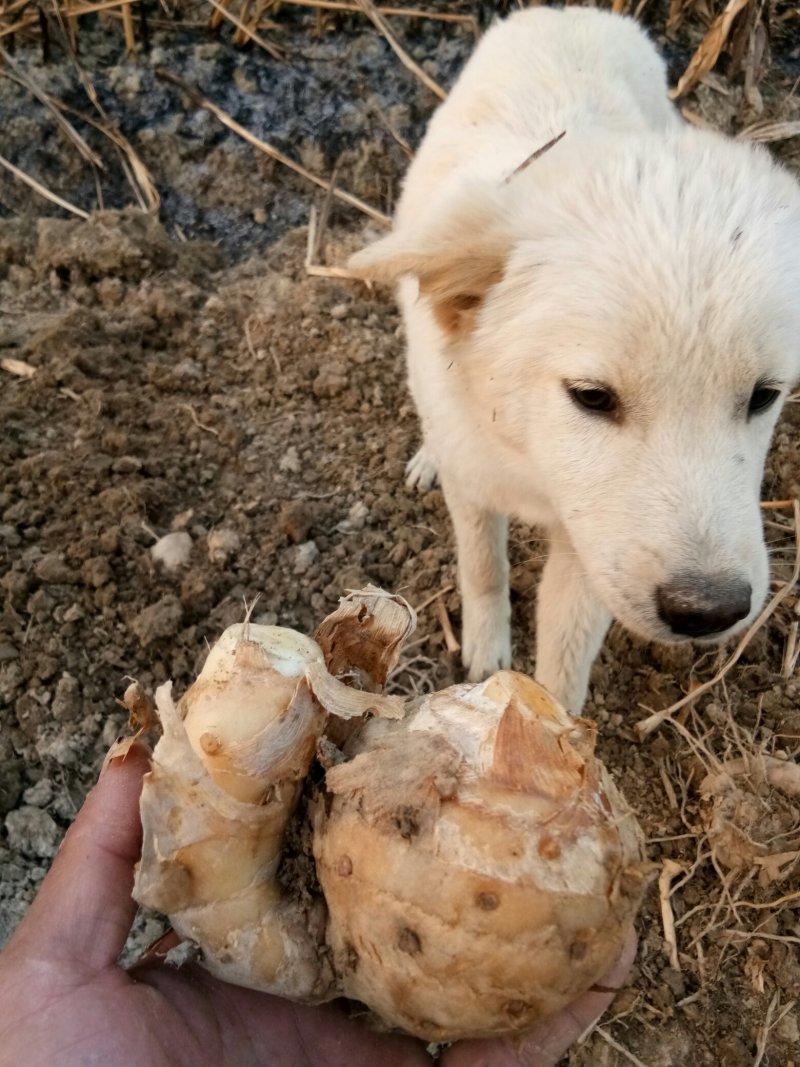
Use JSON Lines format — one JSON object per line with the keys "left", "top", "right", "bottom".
{"left": 9, "top": 740, "right": 150, "bottom": 972}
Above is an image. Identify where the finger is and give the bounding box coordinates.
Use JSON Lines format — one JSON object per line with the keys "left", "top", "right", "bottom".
{"left": 9, "top": 740, "right": 151, "bottom": 972}
{"left": 441, "top": 928, "right": 638, "bottom": 1067}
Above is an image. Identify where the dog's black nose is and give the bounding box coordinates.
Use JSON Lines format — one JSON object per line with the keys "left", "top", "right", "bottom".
{"left": 656, "top": 575, "right": 752, "bottom": 638}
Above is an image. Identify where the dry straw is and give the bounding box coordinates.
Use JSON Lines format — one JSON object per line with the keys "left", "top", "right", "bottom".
{"left": 0, "top": 0, "right": 478, "bottom": 55}
{"left": 155, "top": 67, "right": 390, "bottom": 226}
{"left": 1, "top": 0, "right": 791, "bottom": 115}
{"left": 3, "top": 0, "right": 797, "bottom": 219}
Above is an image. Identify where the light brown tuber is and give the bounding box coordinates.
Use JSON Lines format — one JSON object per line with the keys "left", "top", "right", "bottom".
{"left": 134, "top": 612, "right": 402, "bottom": 1001}
{"left": 315, "top": 669, "right": 648, "bottom": 1040}
{"left": 133, "top": 589, "right": 648, "bottom": 1041}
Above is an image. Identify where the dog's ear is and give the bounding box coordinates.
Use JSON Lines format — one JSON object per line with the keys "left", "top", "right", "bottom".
{"left": 348, "top": 181, "right": 514, "bottom": 339}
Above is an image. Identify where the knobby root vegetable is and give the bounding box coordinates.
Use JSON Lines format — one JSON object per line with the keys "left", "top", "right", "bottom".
{"left": 315, "top": 669, "right": 648, "bottom": 1040}
{"left": 132, "top": 588, "right": 649, "bottom": 1040}
{"left": 134, "top": 598, "right": 405, "bottom": 1001}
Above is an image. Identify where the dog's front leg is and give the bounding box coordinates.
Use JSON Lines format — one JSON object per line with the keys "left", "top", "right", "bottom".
{"left": 443, "top": 481, "right": 511, "bottom": 680}
{"left": 534, "top": 529, "right": 611, "bottom": 713}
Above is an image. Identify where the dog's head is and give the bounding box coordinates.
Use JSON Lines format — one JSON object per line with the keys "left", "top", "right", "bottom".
{"left": 350, "top": 129, "right": 800, "bottom": 646}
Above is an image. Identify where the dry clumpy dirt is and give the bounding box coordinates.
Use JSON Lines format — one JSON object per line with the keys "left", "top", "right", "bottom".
{"left": 1, "top": 4, "right": 800, "bottom": 1065}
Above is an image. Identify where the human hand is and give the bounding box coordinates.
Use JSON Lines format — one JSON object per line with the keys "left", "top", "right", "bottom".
{"left": 0, "top": 742, "right": 636, "bottom": 1067}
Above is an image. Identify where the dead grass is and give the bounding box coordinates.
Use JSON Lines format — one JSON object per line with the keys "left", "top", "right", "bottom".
{"left": 0, "top": 0, "right": 479, "bottom": 50}
{"left": 154, "top": 67, "right": 390, "bottom": 225}
{"left": 2, "top": 1, "right": 799, "bottom": 1061}
{"left": 668, "top": 723, "right": 798, "bottom": 945}
{"left": 1, "top": 0, "right": 796, "bottom": 118}
{"left": 2, "top": 0, "right": 798, "bottom": 232}
{"left": 634, "top": 508, "right": 800, "bottom": 1010}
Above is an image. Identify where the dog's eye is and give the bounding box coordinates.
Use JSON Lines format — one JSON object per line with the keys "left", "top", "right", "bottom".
{"left": 748, "top": 384, "right": 781, "bottom": 416}
{"left": 567, "top": 384, "right": 619, "bottom": 416}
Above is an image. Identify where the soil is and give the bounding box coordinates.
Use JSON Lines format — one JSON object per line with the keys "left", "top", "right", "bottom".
{"left": 1, "top": 4, "right": 800, "bottom": 1065}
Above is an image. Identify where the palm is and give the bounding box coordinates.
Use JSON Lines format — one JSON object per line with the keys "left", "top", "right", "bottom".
{"left": 2, "top": 955, "right": 427, "bottom": 1067}
{"left": 0, "top": 744, "right": 633, "bottom": 1067}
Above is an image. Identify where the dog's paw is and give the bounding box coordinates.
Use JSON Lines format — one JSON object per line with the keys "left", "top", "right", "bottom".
{"left": 464, "top": 633, "right": 512, "bottom": 681}
{"left": 405, "top": 448, "right": 439, "bottom": 492}
{"left": 462, "top": 599, "right": 512, "bottom": 681}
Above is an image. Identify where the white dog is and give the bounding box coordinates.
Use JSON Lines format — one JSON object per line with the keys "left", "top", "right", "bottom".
{"left": 350, "top": 7, "right": 800, "bottom": 713}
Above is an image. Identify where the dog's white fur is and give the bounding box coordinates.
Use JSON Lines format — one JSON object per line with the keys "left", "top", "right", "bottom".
{"left": 350, "top": 7, "right": 800, "bottom": 712}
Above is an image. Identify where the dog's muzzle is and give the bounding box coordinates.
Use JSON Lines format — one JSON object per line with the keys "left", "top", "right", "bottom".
{"left": 656, "top": 574, "right": 752, "bottom": 639}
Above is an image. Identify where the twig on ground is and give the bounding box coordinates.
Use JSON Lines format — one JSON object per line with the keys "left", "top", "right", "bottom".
{"left": 309, "top": 163, "right": 339, "bottom": 266}
{"left": 305, "top": 263, "right": 368, "bottom": 279}
{"left": 0, "top": 44, "right": 103, "bottom": 167}
{"left": 47, "top": 6, "right": 160, "bottom": 213}
{"left": 244, "top": 315, "right": 282, "bottom": 376}
{"left": 671, "top": 0, "right": 751, "bottom": 99}
{"left": 206, "top": 0, "right": 284, "bottom": 60}
{"left": 388, "top": 650, "right": 439, "bottom": 697}
{"left": 0, "top": 150, "right": 89, "bottom": 217}
{"left": 414, "top": 583, "right": 455, "bottom": 614}
{"left": 354, "top": 0, "right": 446, "bottom": 100}
{"left": 274, "top": 0, "right": 478, "bottom": 35}
{"left": 208, "top": 0, "right": 232, "bottom": 30}
{"left": 753, "top": 990, "right": 787, "bottom": 1067}
{"left": 731, "top": 888, "right": 800, "bottom": 910}
{"left": 305, "top": 205, "right": 319, "bottom": 268}
{"left": 304, "top": 217, "right": 371, "bottom": 280}
{"left": 659, "top": 761, "right": 679, "bottom": 809}
{"left": 781, "top": 619, "right": 798, "bottom": 676}
{"left": 658, "top": 859, "right": 684, "bottom": 971}
{"left": 54, "top": 94, "right": 158, "bottom": 210}
{"left": 726, "top": 930, "right": 800, "bottom": 946}
{"left": 595, "top": 1028, "right": 648, "bottom": 1067}
{"left": 155, "top": 68, "right": 390, "bottom": 227}
{"left": 435, "top": 596, "right": 460, "bottom": 653}
{"left": 121, "top": 0, "right": 136, "bottom": 52}
{"left": 179, "top": 403, "right": 220, "bottom": 438}
{"left": 58, "top": 0, "right": 139, "bottom": 17}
